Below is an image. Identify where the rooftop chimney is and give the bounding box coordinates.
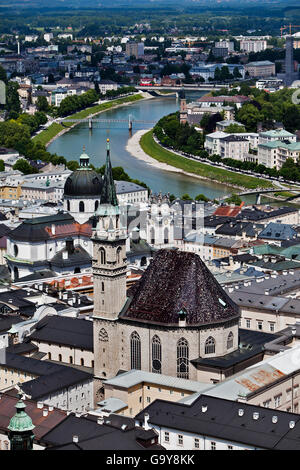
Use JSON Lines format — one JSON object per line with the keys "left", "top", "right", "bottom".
{"left": 73, "top": 435, "right": 79, "bottom": 443}
{"left": 144, "top": 412, "right": 150, "bottom": 430}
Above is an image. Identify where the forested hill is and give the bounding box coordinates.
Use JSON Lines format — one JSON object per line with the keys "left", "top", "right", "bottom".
{"left": 0, "top": 0, "right": 297, "bottom": 9}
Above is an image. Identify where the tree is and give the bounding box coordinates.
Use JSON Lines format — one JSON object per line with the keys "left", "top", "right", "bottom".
{"left": 195, "top": 194, "right": 209, "bottom": 202}
{"left": 36, "top": 96, "right": 49, "bottom": 112}
{"left": 67, "top": 160, "right": 79, "bottom": 171}
{"left": 224, "top": 124, "right": 246, "bottom": 133}
{"left": 225, "top": 194, "right": 242, "bottom": 205}
{"left": 13, "top": 158, "right": 38, "bottom": 175}
{"left": 236, "top": 104, "right": 261, "bottom": 132}
{"left": 0, "top": 65, "right": 7, "bottom": 85}
{"left": 0, "top": 159, "right": 4, "bottom": 171}
{"left": 181, "top": 193, "right": 192, "bottom": 200}
{"left": 5, "top": 82, "right": 21, "bottom": 115}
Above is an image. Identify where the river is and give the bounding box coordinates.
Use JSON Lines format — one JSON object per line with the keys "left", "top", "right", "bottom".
{"left": 48, "top": 92, "right": 293, "bottom": 205}
{"left": 48, "top": 91, "right": 235, "bottom": 200}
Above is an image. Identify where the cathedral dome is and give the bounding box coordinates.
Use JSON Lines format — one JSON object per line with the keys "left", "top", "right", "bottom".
{"left": 64, "top": 169, "right": 103, "bottom": 197}
{"left": 64, "top": 149, "right": 103, "bottom": 197}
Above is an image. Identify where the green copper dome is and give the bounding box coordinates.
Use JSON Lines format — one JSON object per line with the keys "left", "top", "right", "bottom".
{"left": 8, "top": 399, "right": 35, "bottom": 433}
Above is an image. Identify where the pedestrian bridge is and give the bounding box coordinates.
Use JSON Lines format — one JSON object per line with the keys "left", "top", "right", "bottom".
{"left": 218, "top": 188, "right": 300, "bottom": 204}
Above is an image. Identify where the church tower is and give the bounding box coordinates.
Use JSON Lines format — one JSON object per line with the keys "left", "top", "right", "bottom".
{"left": 179, "top": 88, "right": 187, "bottom": 125}
{"left": 8, "top": 395, "right": 35, "bottom": 450}
{"left": 92, "top": 139, "right": 127, "bottom": 321}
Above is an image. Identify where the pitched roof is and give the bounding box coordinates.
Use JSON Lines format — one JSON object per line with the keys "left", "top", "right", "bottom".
{"left": 258, "top": 222, "right": 298, "bottom": 241}
{"left": 8, "top": 213, "right": 92, "bottom": 242}
{"left": 135, "top": 394, "right": 300, "bottom": 450}
{"left": 120, "top": 249, "right": 240, "bottom": 326}
{"left": 29, "top": 315, "right": 93, "bottom": 351}
{"left": 213, "top": 205, "right": 242, "bottom": 218}
{"left": 0, "top": 392, "right": 67, "bottom": 440}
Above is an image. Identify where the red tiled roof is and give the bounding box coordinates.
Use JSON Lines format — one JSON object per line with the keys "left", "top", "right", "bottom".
{"left": 0, "top": 392, "right": 67, "bottom": 440}
{"left": 213, "top": 203, "right": 244, "bottom": 218}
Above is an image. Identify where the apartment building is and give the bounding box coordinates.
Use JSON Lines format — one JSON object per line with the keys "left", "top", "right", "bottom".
{"left": 244, "top": 61, "right": 275, "bottom": 77}
{"left": 240, "top": 40, "right": 267, "bottom": 53}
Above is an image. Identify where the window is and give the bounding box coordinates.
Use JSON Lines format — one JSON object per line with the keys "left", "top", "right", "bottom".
{"left": 227, "top": 331, "right": 234, "bottom": 350}
{"left": 164, "top": 432, "right": 169, "bottom": 443}
{"left": 178, "top": 435, "right": 183, "bottom": 446}
{"left": 13, "top": 244, "right": 18, "bottom": 257}
{"left": 99, "top": 248, "right": 106, "bottom": 265}
{"left": 194, "top": 438, "right": 199, "bottom": 449}
{"left": 228, "top": 445, "right": 233, "bottom": 450}
{"left": 286, "top": 389, "right": 292, "bottom": 401}
{"left": 116, "top": 247, "right": 122, "bottom": 264}
{"left": 257, "top": 321, "right": 263, "bottom": 331}
{"left": 152, "top": 335, "right": 162, "bottom": 374}
{"left": 211, "top": 441, "right": 216, "bottom": 450}
{"left": 274, "top": 394, "right": 282, "bottom": 408}
{"left": 80, "top": 358, "right": 84, "bottom": 366}
{"left": 246, "top": 319, "right": 251, "bottom": 329}
{"left": 269, "top": 323, "right": 275, "bottom": 332}
{"left": 295, "top": 403, "right": 299, "bottom": 413}
{"left": 147, "top": 397, "right": 151, "bottom": 403}
{"left": 294, "top": 385, "right": 299, "bottom": 398}
{"left": 130, "top": 331, "right": 141, "bottom": 370}
{"left": 205, "top": 337, "right": 216, "bottom": 355}
{"left": 263, "top": 399, "right": 271, "bottom": 408}
{"left": 79, "top": 201, "right": 85, "bottom": 212}
{"left": 176, "top": 338, "right": 189, "bottom": 379}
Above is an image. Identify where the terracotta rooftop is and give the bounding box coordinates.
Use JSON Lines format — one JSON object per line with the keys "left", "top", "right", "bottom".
{"left": 0, "top": 392, "right": 67, "bottom": 440}
{"left": 213, "top": 203, "right": 244, "bottom": 218}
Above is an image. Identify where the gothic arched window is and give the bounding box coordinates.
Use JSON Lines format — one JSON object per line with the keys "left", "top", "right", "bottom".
{"left": 67, "top": 200, "right": 70, "bottom": 211}
{"left": 227, "top": 331, "right": 234, "bottom": 350}
{"left": 152, "top": 335, "right": 162, "bottom": 374}
{"left": 150, "top": 227, "right": 155, "bottom": 245}
{"left": 177, "top": 338, "right": 189, "bottom": 379}
{"left": 79, "top": 201, "right": 85, "bottom": 212}
{"left": 164, "top": 227, "right": 169, "bottom": 244}
{"left": 130, "top": 331, "right": 141, "bottom": 370}
{"left": 95, "top": 200, "right": 99, "bottom": 212}
{"left": 116, "top": 246, "right": 122, "bottom": 264}
{"left": 100, "top": 248, "right": 106, "bottom": 264}
{"left": 205, "top": 336, "right": 216, "bottom": 355}
{"left": 99, "top": 328, "right": 108, "bottom": 342}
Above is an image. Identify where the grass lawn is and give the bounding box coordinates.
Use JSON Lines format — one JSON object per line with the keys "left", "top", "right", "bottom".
{"left": 140, "top": 130, "right": 275, "bottom": 191}
{"left": 32, "top": 94, "right": 143, "bottom": 146}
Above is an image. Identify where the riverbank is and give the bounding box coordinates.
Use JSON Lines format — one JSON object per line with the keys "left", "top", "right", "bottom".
{"left": 32, "top": 92, "right": 147, "bottom": 148}
{"left": 133, "top": 129, "right": 275, "bottom": 191}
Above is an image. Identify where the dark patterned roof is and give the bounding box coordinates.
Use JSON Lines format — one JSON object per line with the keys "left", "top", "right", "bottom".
{"left": 64, "top": 169, "right": 102, "bottom": 197}
{"left": 121, "top": 249, "right": 239, "bottom": 326}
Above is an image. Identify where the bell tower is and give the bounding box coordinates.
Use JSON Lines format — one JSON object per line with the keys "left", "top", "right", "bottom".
{"left": 92, "top": 139, "right": 127, "bottom": 321}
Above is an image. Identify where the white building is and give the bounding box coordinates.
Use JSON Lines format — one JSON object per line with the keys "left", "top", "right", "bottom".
{"left": 240, "top": 40, "right": 267, "bottom": 53}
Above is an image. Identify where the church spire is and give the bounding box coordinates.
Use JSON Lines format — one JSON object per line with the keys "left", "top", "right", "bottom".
{"left": 100, "top": 139, "right": 118, "bottom": 206}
